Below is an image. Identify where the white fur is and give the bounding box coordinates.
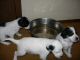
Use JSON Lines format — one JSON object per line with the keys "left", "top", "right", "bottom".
{"left": 5, "top": 37, "right": 63, "bottom": 60}
{"left": 56, "top": 27, "right": 79, "bottom": 58}
{"left": 0, "top": 18, "right": 23, "bottom": 45}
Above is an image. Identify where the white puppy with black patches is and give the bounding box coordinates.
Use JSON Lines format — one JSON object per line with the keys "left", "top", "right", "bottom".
{"left": 56, "top": 27, "right": 79, "bottom": 58}
{"left": 5, "top": 37, "right": 63, "bottom": 60}
{"left": 0, "top": 17, "right": 29, "bottom": 45}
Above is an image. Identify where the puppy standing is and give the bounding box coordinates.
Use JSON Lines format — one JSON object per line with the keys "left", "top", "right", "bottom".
{"left": 0, "top": 17, "right": 29, "bottom": 45}
{"left": 56, "top": 27, "right": 79, "bottom": 58}
{"left": 5, "top": 37, "right": 63, "bottom": 60}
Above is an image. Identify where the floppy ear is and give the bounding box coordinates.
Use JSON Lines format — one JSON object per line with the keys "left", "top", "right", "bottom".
{"left": 61, "top": 27, "right": 74, "bottom": 39}
{"left": 18, "top": 17, "right": 29, "bottom": 27}
{"left": 0, "top": 22, "right": 6, "bottom": 27}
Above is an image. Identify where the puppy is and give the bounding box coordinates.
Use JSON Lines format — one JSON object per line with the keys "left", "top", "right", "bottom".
{"left": 5, "top": 37, "right": 63, "bottom": 60}
{"left": 0, "top": 17, "right": 29, "bottom": 45}
{"left": 56, "top": 27, "right": 79, "bottom": 58}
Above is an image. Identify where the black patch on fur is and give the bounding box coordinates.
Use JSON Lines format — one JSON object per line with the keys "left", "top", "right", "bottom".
{"left": 46, "top": 45, "right": 54, "bottom": 52}
{"left": 0, "top": 22, "right": 6, "bottom": 27}
{"left": 18, "top": 17, "right": 29, "bottom": 27}
{"left": 61, "top": 27, "right": 74, "bottom": 39}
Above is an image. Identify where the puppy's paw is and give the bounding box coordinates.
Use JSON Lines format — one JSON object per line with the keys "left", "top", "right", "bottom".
{"left": 16, "top": 33, "right": 22, "bottom": 36}
{"left": 6, "top": 43, "right": 11, "bottom": 45}
{"left": 67, "top": 54, "right": 72, "bottom": 58}
{"left": 24, "top": 25, "right": 30, "bottom": 29}
{"left": 1, "top": 42, "right": 11, "bottom": 45}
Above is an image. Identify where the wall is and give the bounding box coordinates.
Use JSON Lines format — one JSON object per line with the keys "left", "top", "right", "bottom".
{"left": 21, "top": 0, "right": 80, "bottom": 20}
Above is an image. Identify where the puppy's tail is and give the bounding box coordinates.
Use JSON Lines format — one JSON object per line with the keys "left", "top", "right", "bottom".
{"left": 5, "top": 38, "right": 19, "bottom": 45}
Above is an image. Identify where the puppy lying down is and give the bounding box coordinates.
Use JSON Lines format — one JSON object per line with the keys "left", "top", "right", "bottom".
{"left": 0, "top": 17, "right": 29, "bottom": 45}
{"left": 56, "top": 27, "right": 79, "bottom": 58}
{"left": 5, "top": 37, "right": 63, "bottom": 60}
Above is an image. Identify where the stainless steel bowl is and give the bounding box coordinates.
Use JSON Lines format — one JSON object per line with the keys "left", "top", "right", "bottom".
{"left": 29, "top": 18, "right": 64, "bottom": 39}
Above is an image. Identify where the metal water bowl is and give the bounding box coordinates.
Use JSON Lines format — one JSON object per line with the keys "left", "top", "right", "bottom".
{"left": 29, "top": 18, "right": 64, "bottom": 39}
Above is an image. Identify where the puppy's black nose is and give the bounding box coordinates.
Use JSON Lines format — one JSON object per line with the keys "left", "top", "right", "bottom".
{"left": 76, "top": 37, "right": 79, "bottom": 40}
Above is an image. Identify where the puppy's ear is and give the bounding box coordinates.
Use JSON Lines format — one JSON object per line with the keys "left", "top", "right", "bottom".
{"left": 61, "top": 27, "right": 74, "bottom": 39}
{"left": 0, "top": 22, "right": 6, "bottom": 27}
{"left": 18, "top": 17, "right": 29, "bottom": 27}
{"left": 46, "top": 45, "right": 54, "bottom": 52}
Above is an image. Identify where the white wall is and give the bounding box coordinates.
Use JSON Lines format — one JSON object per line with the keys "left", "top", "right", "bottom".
{"left": 21, "top": 0, "right": 80, "bottom": 20}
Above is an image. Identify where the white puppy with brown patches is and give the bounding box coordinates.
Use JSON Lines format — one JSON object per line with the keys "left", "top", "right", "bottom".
{"left": 0, "top": 17, "right": 29, "bottom": 45}
{"left": 56, "top": 27, "right": 79, "bottom": 58}
{"left": 5, "top": 37, "right": 63, "bottom": 60}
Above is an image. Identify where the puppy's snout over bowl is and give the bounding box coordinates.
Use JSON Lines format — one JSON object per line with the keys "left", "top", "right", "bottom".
{"left": 30, "top": 18, "right": 64, "bottom": 39}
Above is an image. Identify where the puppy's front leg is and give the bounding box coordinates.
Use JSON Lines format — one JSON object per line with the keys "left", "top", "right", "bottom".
{"left": 40, "top": 55, "right": 47, "bottom": 60}
{"left": 13, "top": 51, "right": 18, "bottom": 60}
{"left": 39, "top": 52, "right": 48, "bottom": 60}
{"left": 64, "top": 48, "right": 72, "bottom": 58}
{"left": 67, "top": 47, "right": 72, "bottom": 58}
